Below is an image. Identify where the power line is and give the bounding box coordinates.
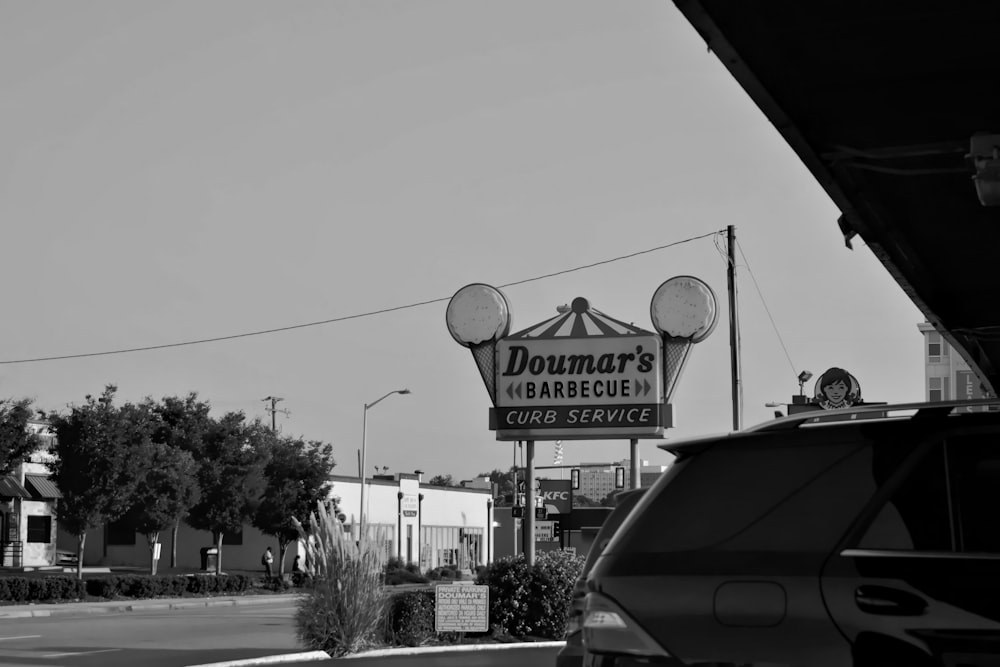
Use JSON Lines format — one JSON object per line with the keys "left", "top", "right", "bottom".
{"left": 735, "top": 238, "right": 798, "bottom": 380}
{"left": 0, "top": 230, "right": 724, "bottom": 365}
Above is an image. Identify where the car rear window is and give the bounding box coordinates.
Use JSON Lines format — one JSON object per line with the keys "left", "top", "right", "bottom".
{"left": 605, "top": 433, "right": 876, "bottom": 554}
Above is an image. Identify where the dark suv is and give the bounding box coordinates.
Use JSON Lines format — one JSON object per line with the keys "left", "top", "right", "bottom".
{"left": 584, "top": 400, "right": 1000, "bottom": 667}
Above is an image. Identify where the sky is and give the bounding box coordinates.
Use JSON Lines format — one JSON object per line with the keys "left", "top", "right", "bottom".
{"left": 0, "top": 1, "right": 925, "bottom": 482}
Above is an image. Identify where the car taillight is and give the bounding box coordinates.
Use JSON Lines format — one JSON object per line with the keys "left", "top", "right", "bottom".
{"left": 582, "top": 593, "right": 670, "bottom": 658}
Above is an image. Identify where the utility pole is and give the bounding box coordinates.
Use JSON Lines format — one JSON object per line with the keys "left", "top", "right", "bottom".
{"left": 727, "top": 225, "right": 743, "bottom": 431}
{"left": 261, "top": 396, "right": 290, "bottom": 432}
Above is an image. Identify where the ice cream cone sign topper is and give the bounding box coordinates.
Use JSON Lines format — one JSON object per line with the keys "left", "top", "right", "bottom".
{"left": 446, "top": 284, "right": 512, "bottom": 405}
{"left": 650, "top": 276, "right": 719, "bottom": 404}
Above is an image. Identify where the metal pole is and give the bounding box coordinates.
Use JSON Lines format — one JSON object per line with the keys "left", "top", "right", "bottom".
{"left": 526, "top": 440, "right": 535, "bottom": 566}
{"left": 512, "top": 442, "right": 518, "bottom": 557}
{"left": 630, "top": 439, "right": 640, "bottom": 490}
{"left": 727, "top": 225, "right": 743, "bottom": 431}
{"left": 359, "top": 405, "right": 368, "bottom": 541}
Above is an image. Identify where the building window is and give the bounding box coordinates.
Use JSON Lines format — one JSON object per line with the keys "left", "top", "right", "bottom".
{"left": 929, "top": 377, "right": 949, "bottom": 402}
{"left": 107, "top": 519, "right": 136, "bottom": 546}
{"left": 927, "top": 333, "right": 947, "bottom": 362}
{"left": 27, "top": 515, "right": 51, "bottom": 543}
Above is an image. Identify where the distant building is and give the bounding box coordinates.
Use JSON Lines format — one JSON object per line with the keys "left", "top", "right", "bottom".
{"left": 918, "top": 322, "right": 995, "bottom": 406}
{"left": 568, "top": 459, "right": 671, "bottom": 503}
{"left": 1, "top": 420, "right": 60, "bottom": 569}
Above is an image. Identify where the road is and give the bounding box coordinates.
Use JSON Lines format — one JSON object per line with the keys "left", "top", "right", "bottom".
{"left": 0, "top": 599, "right": 301, "bottom": 667}
{"left": 0, "top": 599, "right": 563, "bottom": 667}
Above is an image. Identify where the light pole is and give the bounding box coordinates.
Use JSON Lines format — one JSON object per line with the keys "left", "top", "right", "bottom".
{"left": 359, "top": 388, "right": 410, "bottom": 541}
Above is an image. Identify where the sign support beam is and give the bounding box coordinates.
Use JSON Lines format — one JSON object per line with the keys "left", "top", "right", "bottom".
{"left": 526, "top": 440, "right": 535, "bottom": 565}
{"left": 630, "top": 438, "right": 640, "bottom": 490}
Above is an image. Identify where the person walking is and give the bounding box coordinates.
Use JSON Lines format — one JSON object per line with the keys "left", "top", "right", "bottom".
{"left": 261, "top": 547, "right": 274, "bottom": 580}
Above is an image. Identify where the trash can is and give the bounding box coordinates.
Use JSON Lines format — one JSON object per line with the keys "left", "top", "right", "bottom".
{"left": 200, "top": 546, "right": 218, "bottom": 571}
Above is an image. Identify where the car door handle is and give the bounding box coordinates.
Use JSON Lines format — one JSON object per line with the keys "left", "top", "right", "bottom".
{"left": 855, "top": 585, "right": 928, "bottom": 616}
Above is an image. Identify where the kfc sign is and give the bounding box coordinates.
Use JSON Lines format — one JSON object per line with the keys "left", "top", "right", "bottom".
{"left": 539, "top": 479, "right": 572, "bottom": 514}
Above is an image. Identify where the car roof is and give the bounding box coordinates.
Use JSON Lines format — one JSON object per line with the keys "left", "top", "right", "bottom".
{"left": 658, "top": 399, "right": 1000, "bottom": 456}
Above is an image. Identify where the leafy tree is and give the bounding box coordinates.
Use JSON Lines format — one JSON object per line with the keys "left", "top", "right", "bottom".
{"left": 121, "top": 437, "right": 199, "bottom": 575}
{"left": 572, "top": 494, "right": 599, "bottom": 507}
{"left": 253, "top": 436, "right": 336, "bottom": 574}
{"left": 427, "top": 474, "right": 456, "bottom": 487}
{"left": 185, "top": 412, "right": 271, "bottom": 574}
{"left": 151, "top": 393, "right": 214, "bottom": 567}
{"left": 49, "top": 386, "right": 156, "bottom": 579}
{"left": 0, "top": 398, "right": 42, "bottom": 476}
{"left": 477, "top": 466, "right": 519, "bottom": 504}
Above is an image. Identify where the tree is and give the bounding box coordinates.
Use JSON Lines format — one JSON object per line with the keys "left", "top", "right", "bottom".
{"left": 151, "top": 393, "right": 214, "bottom": 567}
{"left": 572, "top": 494, "right": 600, "bottom": 507}
{"left": 253, "top": 436, "right": 335, "bottom": 575}
{"left": 477, "top": 466, "right": 519, "bottom": 504}
{"left": 50, "top": 386, "right": 156, "bottom": 579}
{"left": 121, "top": 438, "right": 199, "bottom": 575}
{"left": 427, "top": 474, "right": 456, "bottom": 487}
{"left": 185, "top": 412, "right": 271, "bottom": 574}
{"left": 0, "top": 398, "right": 42, "bottom": 476}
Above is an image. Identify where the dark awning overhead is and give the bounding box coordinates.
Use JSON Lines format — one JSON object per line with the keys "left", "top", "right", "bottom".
{"left": 0, "top": 475, "right": 30, "bottom": 499}
{"left": 671, "top": 1, "right": 1000, "bottom": 392}
{"left": 25, "top": 474, "right": 61, "bottom": 499}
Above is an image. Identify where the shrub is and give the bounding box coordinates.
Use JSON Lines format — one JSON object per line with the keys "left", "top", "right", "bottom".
{"left": 385, "top": 590, "right": 435, "bottom": 646}
{"left": 525, "top": 549, "right": 584, "bottom": 639}
{"left": 384, "top": 568, "right": 429, "bottom": 586}
{"left": 476, "top": 550, "right": 584, "bottom": 639}
{"left": 294, "top": 503, "right": 389, "bottom": 656}
{"left": 478, "top": 554, "right": 532, "bottom": 637}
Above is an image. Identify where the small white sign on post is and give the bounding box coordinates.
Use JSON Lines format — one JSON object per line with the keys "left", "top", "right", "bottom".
{"left": 435, "top": 583, "right": 489, "bottom": 633}
{"left": 152, "top": 542, "right": 162, "bottom": 560}
{"left": 534, "top": 520, "right": 554, "bottom": 542}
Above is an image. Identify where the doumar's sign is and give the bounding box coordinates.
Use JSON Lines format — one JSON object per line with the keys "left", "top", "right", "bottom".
{"left": 447, "top": 282, "right": 719, "bottom": 442}
{"left": 490, "top": 298, "right": 664, "bottom": 440}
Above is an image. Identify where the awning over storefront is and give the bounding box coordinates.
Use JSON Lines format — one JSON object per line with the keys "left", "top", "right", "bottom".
{"left": 25, "top": 474, "right": 61, "bottom": 499}
{"left": 0, "top": 475, "right": 31, "bottom": 499}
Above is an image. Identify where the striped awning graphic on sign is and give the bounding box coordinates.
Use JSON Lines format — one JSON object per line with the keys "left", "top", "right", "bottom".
{"left": 505, "top": 297, "right": 653, "bottom": 340}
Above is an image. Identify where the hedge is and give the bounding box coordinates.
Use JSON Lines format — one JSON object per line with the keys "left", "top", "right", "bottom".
{"left": 0, "top": 573, "right": 252, "bottom": 604}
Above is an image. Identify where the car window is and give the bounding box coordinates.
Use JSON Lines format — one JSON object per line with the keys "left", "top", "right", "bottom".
{"left": 581, "top": 488, "right": 646, "bottom": 574}
{"left": 856, "top": 442, "right": 952, "bottom": 551}
{"left": 948, "top": 435, "right": 1000, "bottom": 554}
{"left": 610, "top": 435, "right": 870, "bottom": 554}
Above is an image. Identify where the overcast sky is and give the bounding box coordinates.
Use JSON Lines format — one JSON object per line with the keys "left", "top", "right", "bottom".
{"left": 1, "top": 1, "right": 925, "bottom": 481}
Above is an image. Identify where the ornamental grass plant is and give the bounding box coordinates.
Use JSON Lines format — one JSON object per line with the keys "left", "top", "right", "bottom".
{"left": 293, "top": 502, "right": 389, "bottom": 657}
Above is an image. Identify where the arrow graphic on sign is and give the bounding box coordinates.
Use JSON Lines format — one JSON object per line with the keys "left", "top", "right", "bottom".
{"left": 633, "top": 378, "right": 652, "bottom": 397}
{"left": 506, "top": 383, "right": 524, "bottom": 400}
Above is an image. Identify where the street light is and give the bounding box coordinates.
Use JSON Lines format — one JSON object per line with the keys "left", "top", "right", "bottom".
{"left": 359, "top": 388, "right": 410, "bottom": 540}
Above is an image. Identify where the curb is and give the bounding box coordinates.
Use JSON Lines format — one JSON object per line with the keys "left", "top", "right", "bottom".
{"left": 186, "top": 651, "right": 332, "bottom": 667}
{"left": 345, "top": 640, "right": 565, "bottom": 659}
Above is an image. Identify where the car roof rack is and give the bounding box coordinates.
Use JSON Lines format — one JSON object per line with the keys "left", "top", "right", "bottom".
{"left": 747, "top": 398, "right": 1000, "bottom": 432}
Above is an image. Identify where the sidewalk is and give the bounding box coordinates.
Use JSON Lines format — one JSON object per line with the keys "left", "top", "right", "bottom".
{"left": 0, "top": 592, "right": 304, "bottom": 619}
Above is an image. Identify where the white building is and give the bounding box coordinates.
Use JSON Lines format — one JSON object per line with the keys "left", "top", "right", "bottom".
{"left": 63, "top": 471, "right": 493, "bottom": 574}
{"left": 0, "top": 420, "right": 60, "bottom": 569}
{"left": 333, "top": 473, "right": 494, "bottom": 571}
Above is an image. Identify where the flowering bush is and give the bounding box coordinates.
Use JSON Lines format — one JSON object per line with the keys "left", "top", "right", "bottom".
{"left": 476, "top": 550, "right": 583, "bottom": 639}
